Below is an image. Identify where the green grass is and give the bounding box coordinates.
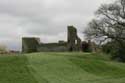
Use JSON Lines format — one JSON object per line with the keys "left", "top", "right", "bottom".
{"left": 0, "top": 52, "right": 125, "bottom": 83}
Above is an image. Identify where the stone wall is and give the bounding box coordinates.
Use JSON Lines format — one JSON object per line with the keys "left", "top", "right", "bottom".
{"left": 38, "top": 42, "right": 67, "bottom": 52}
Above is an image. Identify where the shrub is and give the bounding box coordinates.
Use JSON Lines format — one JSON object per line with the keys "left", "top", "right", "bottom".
{"left": 102, "top": 41, "right": 125, "bottom": 62}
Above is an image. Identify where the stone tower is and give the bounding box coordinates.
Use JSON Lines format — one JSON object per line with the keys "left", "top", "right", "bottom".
{"left": 22, "top": 37, "right": 40, "bottom": 53}
{"left": 67, "top": 26, "right": 81, "bottom": 51}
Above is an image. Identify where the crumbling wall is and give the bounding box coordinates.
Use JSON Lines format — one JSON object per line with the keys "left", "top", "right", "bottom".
{"left": 67, "top": 26, "right": 81, "bottom": 51}
{"left": 38, "top": 42, "right": 67, "bottom": 52}
{"left": 22, "top": 26, "right": 83, "bottom": 53}
{"left": 22, "top": 37, "right": 40, "bottom": 53}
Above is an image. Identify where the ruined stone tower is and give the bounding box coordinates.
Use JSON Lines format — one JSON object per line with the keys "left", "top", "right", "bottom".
{"left": 22, "top": 37, "right": 40, "bottom": 53}
{"left": 67, "top": 26, "right": 81, "bottom": 51}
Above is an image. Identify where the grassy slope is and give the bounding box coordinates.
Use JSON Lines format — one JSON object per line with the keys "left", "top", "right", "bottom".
{"left": 0, "top": 55, "right": 37, "bottom": 83}
{"left": 0, "top": 53, "right": 125, "bottom": 83}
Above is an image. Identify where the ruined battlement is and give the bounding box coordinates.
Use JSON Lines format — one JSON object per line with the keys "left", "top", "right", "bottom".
{"left": 22, "top": 26, "right": 82, "bottom": 53}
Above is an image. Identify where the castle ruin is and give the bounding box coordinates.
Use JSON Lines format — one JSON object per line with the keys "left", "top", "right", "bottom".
{"left": 22, "top": 26, "right": 82, "bottom": 53}
{"left": 67, "top": 26, "right": 81, "bottom": 51}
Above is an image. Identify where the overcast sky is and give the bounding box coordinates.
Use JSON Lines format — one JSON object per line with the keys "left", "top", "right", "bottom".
{"left": 0, "top": 0, "right": 114, "bottom": 51}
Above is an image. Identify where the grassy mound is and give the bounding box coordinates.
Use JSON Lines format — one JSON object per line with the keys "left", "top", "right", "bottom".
{"left": 0, "top": 52, "right": 125, "bottom": 83}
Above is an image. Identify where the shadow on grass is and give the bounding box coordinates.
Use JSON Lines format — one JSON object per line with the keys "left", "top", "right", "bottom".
{"left": 0, "top": 55, "right": 38, "bottom": 83}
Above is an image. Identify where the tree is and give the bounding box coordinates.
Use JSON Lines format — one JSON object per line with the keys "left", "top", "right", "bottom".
{"left": 84, "top": 0, "right": 125, "bottom": 62}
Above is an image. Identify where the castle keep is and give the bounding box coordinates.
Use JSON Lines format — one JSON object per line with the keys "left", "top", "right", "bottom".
{"left": 22, "top": 26, "right": 82, "bottom": 53}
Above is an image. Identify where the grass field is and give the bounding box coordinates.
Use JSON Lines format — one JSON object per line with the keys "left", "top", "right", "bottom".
{"left": 0, "top": 52, "right": 125, "bottom": 83}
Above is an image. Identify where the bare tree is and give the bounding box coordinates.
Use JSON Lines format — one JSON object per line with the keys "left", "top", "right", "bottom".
{"left": 84, "top": 0, "right": 125, "bottom": 61}
{"left": 85, "top": 0, "right": 125, "bottom": 44}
